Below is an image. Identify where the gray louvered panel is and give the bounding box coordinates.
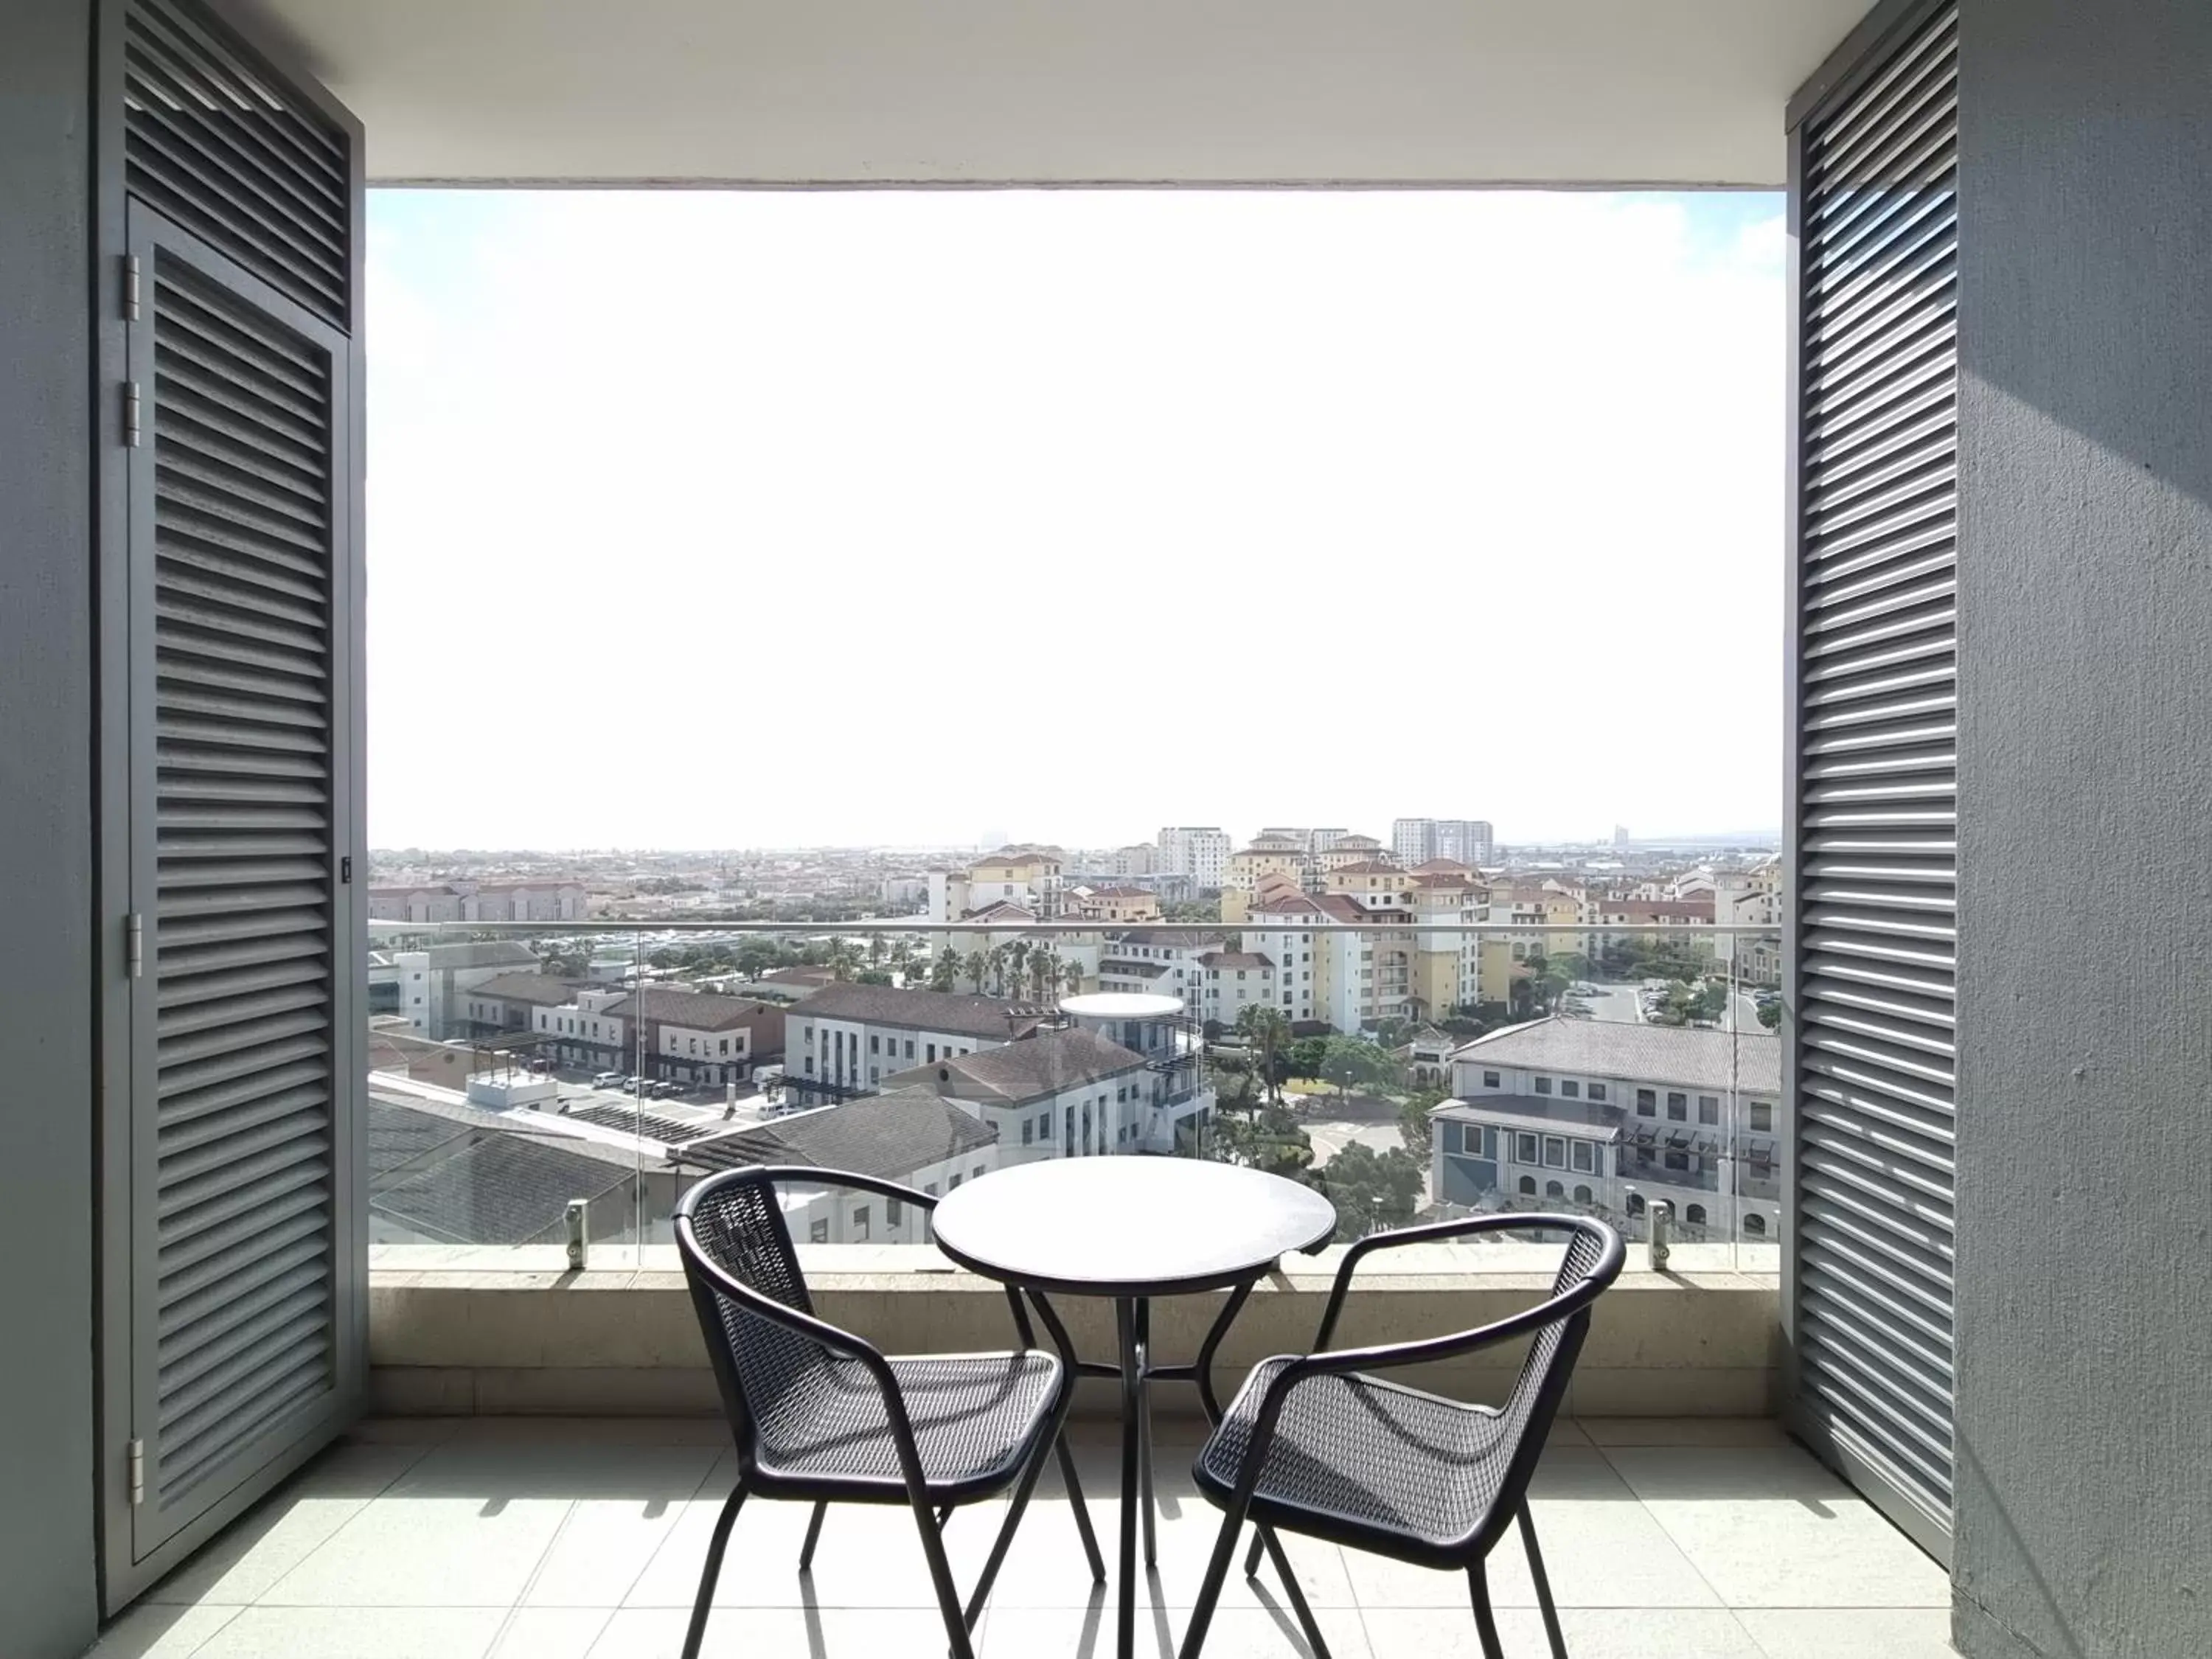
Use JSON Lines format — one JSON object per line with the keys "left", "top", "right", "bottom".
{"left": 147, "top": 251, "right": 336, "bottom": 1512}
{"left": 124, "top": 1, "right": 349, "bottom": 328}
{"left": 1790, "top": 1, "right": 1959, "bottom": 1543}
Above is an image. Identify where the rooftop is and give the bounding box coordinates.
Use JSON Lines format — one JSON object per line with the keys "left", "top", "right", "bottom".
{"left": 467, "top": 972, "right": 585, "bottom": 1007}
{"left": 794, "top": 981, "right": 1047, "bottom": 1041}
{"left": 1453, "top": 1017, "right": 1783, "bottom": 1094}
{"left": 1197, "top": 951, "right": 1276, "bottom": 970}
{"left": 366, "top": 1096, "right": 637, "bottom": 1247}
{"left": 888, "top": 1026, "right": 1149, "bottom": 1105}
{"left": 675, "top": 1089, "right": 998, "bottom": 1179}
{"left": 603, "top": 989, "right": 782, "bottom": 1032}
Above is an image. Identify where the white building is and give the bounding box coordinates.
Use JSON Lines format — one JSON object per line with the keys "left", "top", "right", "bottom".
{"left": 1427, "top": 1017, "right": 1782, "bottom": 1240}
{"left": 529, "top": 986, "right": 783, "bottom": 1088}
{"left": 1113, "top": 844, "right": 1157, "bottom": 878}
{"left": 786, "top": 981, "right": 1046, "bottom": 1096}
{"left": 382, "top": 941, "right": 542, "bottom": 1039}
{"left": 1155, "top": 826, "right": 1231, "bottom": 891}
{"left": 1245, "top": 891, "right": 1324, "bottom": 1023}
{"left": 1392, "top": 818, "right": 1496, "bottom": 869}
{"left": 1096, "top": 928, "right": 1223, "bottom": 1013}
{"left": 886, "top": 1026, "right": 1169, "bottom": 1161}
{"left": 1194, "top": 950, "right": 1279, "bottom": 1031}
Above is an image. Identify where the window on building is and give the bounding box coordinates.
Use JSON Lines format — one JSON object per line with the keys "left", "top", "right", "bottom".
{"left": 1545, "top": 1180, "right": 1565, "bottom": 1198}
{"left": 886, "top": 1197, "right": 904, "bottom": 1229}
{"left": 1685, "top": 1204, "right": 1706, "bottom": 1227}
{"left": 1750, "top": 1101, "right": 1774, "bottom": 1132}
{"left": 1562, "top": 1079, "right": 1580, "bottom": 1099}
{"left": 927, "top": 1043, "right": 937, "bottom": 1062}
{"left": 1022, "top": 1119, "right": 1034, "bottom": 1146}
{"left": 1543, "top": 1136, "right": 1566, "bottom": 1168}
{"left": 923, "top": 1182, "right": 937, "bottom": 1197}
{"left": 905, "top": 1040, "right": 916, "bottom": 1059}
{"left": 804, "top": 1027, "right": 813, "bottom": 1046}
{"left": 1441, "top": 1122, "right": 1462, "bottom": 1156}
{"left": 852, "top": 1205, "right": 871, "bottom": 1241}
{"left": 1698, "top": 1094, "right": 1719, "bottom": 1125}
{"left": 1534, "top": 1076, "right": 1553, "bottom": 1096}
{"left": 1515, "top": 1132, "right": 1539, "bottom": 1164}
{"left": 1743, "top": 1213, "right": 1767, "bottom": 1236}
{"left": 809, "top": 1219, "right": 829, "bottom": 1244}
{"left": 1483, "top": 1070, "right": 1500, "bottom": 1089}
{"left": 869, "top": 1034, "right": 880, "bottom": 1054}
{"left": 1573, "top": 1185, "right": 1593, "bottom": 1204}
{"left": 1666, "top": 1091, "right": 1688, "bottom": 1121}
{"left": 1571, "top": 1141, "right": 1595, "bottom": 1173}
{"left": 804, "top": 1057, "right": 816, "bottom": 1075}
{"left": 1517, "top": 1175, "right": 1537, "bottom": 1196}
{"left": 948, "top": 1174, "right": 962, "bottom": 1190}
{"left": 1663, "top": 1150, "right": 1690, "bottom": 1172}
{"left": 1589, "top": 1082, "right": 1607, "bottom": 1103}
{"left": 1627, "top": 1193, "right": 1646, "bottom": 1216}
{"left": 1636, "top": 1088, "right": 1655, "bottom": 1115}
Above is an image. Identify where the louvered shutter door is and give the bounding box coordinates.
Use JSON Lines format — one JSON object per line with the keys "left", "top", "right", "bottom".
{"left": 1786, "top": 1, "right": 1958, "bottom": 1562}
{"left": 125, "top": 204, "right": 355, "bottom": 1561}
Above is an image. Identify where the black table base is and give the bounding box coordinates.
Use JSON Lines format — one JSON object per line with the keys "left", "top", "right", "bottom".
{"left": 1004, "top": 1280, "right": 1334, "bottom": 1659}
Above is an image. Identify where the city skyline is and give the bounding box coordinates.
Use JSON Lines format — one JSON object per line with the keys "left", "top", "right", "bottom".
{"left": 368, "top": 189, "right": 1784, "bottom": 849}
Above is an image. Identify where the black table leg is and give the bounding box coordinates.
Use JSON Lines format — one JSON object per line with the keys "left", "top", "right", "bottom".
{"left": 1135, "top": 1295, "right": 1157, "bottom": 1571}
{"left": 1116, "top": 1296, "right": 1141, "bottom": 1659}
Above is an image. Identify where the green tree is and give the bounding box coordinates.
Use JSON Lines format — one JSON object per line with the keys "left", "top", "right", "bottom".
{"left": 1757, "top": 999, "right": 1782, "bottom": 1030}
{"left": 931, "top": 947, "right": 960, "bottom": 992}
{"left": 829, "top": 941, "right": 860, "bottom": 982}
{"left": 964, "top": 949, "right": 990, "bottom": 994}
{"left": 1202, "top": 1101, "right": 1315, "bottom": 1180}
{"left": 1028, "top": 945, "right": 1057, "bottom": 1003}
{"left": 1006, "top": 939, "right": 1030, "bottom": 1000}
{"left": 1236, "top": 1004, "right": 1292, "bottom": 1107}
{"left": 1319, "top": 1035, "right": 1394, "bottom": 1103}
{"left": 1314, "top": 1144, "right": 1427, "bottom": 1242}
{"left": 1398, "top": 1085, "right": 1451, "bottom": 1157}
{"left": 1062, "top": 959, "right": 1084, "bottom": 998}
{"left": 1285, "top": 1036, "right": 1328, "bottom": 1081}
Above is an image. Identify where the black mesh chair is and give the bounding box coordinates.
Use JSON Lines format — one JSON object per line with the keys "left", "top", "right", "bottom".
{"left": 1178, "top": 1214, "right": 1625, "bottom": 1659}
{"left": 674, "top": 1166, "right": 1103, "bottom": 1659}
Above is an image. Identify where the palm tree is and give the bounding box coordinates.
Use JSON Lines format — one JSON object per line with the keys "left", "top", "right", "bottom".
{"left": 867, "top": 931, "right": 886, "bottom": 969}
{"left": 989, "top": 944, "right": 1013, "bottom": 995}
{"left": 932, "top": 946, "right": 960, "bottom": 992}
{"left": 965, "top": 949, "right": 990, "bottom": 994}
{"left": 829, "top": 942, "right": 860, "bottom": 983}
{"left": 1029, "top": 946, "right": 1058, "bottom": 1002}
{"left": 1006, "top": 939, "right": 1031, "bottom": 1001}
{"left": 1062, "top": 959, "right": 1084, "bottom": 998}
{"left": 1237, "top": 1004, "right": 1291, "bottom": 1107}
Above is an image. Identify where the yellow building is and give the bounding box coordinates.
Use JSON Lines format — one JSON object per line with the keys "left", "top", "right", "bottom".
{"left": 1224, "top": 837, "right": 1307, "bottom": 905}
{"left": 1409, "top": 860, "right": 1481, "bottom": 1020}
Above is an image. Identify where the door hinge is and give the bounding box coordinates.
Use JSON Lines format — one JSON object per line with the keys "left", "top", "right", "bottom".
{"left": 127, "top": 913, "right": 145, "bottom": 979}
{"left": 127, "top": 1438, "right": 145, "bottom": 1506}
{"left": 122, "top": 254, "right": 142, "bottom": 321}
{"left": 340, "top": 855, "right": 352, "bottom": 885}
{"left": 123, "top": 381, "right": 143, "bottom": 448}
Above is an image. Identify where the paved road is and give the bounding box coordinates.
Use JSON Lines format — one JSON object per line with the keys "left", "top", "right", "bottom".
{"left": 1304, "top": 1116, "right": 1407, "bottom": 1167}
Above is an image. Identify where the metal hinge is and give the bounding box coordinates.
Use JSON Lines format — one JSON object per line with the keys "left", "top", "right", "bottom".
{"left": 123, "top": 254, "right": 142, "bottom": 321}
{"left": 123, "top": 381, "right": 142, "bottom": 448}
{"left": 127, "top": 1439, "right": 145, "bottom": 1506}
{"left": 340, "top": 855, "right": 352, "bottom": 885}
{"left": 127, "top": 913, "right": 144, "bottom": 979}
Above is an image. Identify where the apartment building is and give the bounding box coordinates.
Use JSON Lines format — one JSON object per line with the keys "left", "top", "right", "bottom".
{"left": 1194, "top": 950, "right": 1279, "bottom": 1031}
{"left": 1310, "top": 834, "right": 1389, "bottom": 880}
{"left": 1154, "top": 825, "right": 1230, "bottom": 891}
{"left": 1593, "top": 896, "right": 1717, "bottom": 959}
{"left": 1096, "top": 928, "right": 1222, "bottom": 1011}
{"left": 367, "top": 878, "right": 589, "bottom": 924}
{"left": 1222, "top": 834, "right": 1307, "bottom": 914}
{"left": 1410, "top": 860, "right": 1484, "bottom": 1020}
{"left": 787, "top": 981, "right": 1046, "bottom": 1094}
{"left": 531, "top": 987, "right": 785, "bottom": 1088}
{"left": 1112, "top": 844, "right": 1156, "bottom": 878}
{"left": 1257, "top": 827, "right": 1351, "bottom": 855}
{"left": 1245, "top": 884, "right": 1324, "bottom": 1023}
{"left": 1428, "top": 1016, "right": 1782, "bottom": 1239}
{"left": 1392, "top": 817, "right": 1496, "bottom": 869}
{"left": 379, "top": 942, "right": 542, "bottom": 1040}
{"left": 1065, "top": 885, "right": 1161, "bottom": 923}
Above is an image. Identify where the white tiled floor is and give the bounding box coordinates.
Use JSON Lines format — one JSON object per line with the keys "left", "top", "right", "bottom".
{"left": 94, "top": 1418, "right": 1955, "bottom": 1659}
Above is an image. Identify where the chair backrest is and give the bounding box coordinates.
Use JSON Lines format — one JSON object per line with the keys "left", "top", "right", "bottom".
{"left": 676, "top": 1167, "right": 837, "bottom": 1457}
{"left": 1482, "top": 1217, "right": 1623, "bottom": 1537}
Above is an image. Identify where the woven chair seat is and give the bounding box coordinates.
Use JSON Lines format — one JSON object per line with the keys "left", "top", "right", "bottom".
{"left": 753, "top": 1350, "right": 1061, "bottom": 1491}
{"left": 1197, "top": 1360, "right": 1520, "bottom": 1557}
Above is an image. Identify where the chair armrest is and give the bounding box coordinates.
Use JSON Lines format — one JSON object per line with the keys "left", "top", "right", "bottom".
{"left": 1312, "top": 1211, "right": 1588, "bottom": 1349}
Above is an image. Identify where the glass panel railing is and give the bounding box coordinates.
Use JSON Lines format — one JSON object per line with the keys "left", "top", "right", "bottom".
{"left": 362, "top": 872, "right": 1782, "bottom": 1268}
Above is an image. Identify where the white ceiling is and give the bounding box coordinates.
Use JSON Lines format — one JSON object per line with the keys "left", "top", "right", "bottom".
{"left": 227, "top": 0, "right": 1873, "bottom": 189}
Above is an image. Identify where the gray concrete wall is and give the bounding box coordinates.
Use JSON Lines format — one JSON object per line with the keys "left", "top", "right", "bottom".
{"left": 0, "top": 1, "right": 100, "bottom": 1654}
{"left": 1954, "top": 2, "right": 2212, "bottom": 1655}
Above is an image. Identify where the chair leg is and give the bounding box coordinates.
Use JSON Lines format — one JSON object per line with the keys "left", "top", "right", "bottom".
{"left": 1177, "top": 1498, "right": 1249, "bottom": 1659}
{"left": 1467, "top": 1557, "right": 1506, "bottom": 1659}
{"left": 681, "top": 1481, "right": 748, "bottom": 1659}
{"left": 797, "top": 1500, "right": 827, "bottom": 1571}
{"left": 908, "top": 1495, "right": 977, "bottom": 1659}
{"left": 1242, "top": 1526, "right": 1266, "bottom": 1578}
{"left": 1518, "top": 1500, "right": 1569, "bottom": 1659}
{"left": 1257, "top": 1528, "right": 1332, "bottom": 1659}
{"left": 963, "top": 1411, "right": 1068, "bottom": 1629}
{"left": 1055, "top": 1429, "right": 1108, "bottom": 1582}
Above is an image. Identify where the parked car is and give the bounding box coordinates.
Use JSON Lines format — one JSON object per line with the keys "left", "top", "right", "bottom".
{"left": 650, "top": 1079, "right": 683, "bottom": 1099}
{"left": 590, "top": 1071, "right": 623, "bottom": 1089}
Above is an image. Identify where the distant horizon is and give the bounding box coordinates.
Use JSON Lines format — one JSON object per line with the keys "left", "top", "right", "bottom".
{"left": 367, "top": 830, "right": 1784, "bottom": 860}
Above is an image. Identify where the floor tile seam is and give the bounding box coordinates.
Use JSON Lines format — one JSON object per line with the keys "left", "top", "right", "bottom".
{"left": 1588, "top": 1439, "right": 1738, "bottom": 1611}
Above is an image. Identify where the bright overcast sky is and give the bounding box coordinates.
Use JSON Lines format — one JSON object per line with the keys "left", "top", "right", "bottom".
{"left": 366, "top": 189, "right": 1783, "bottom": 852}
